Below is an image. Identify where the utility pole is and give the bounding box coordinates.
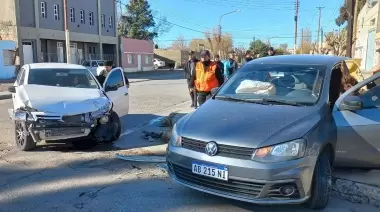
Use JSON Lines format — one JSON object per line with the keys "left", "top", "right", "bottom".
{"left": 294, "top": 0, "right": 299, "bottom": 54}
{"left": 347, "top": 0, "right": 355, "bottom": 57}
{"left": 317, "top": 6, "right": 324, "bottom": 54}
{"left": 63, "top": 0, "right": 71, "bottom": 63}
{"left": 301, "top": 28, "right": 304, "bottom": 54}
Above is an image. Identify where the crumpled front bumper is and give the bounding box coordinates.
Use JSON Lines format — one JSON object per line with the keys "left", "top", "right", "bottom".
{"left": 9, "top": 108, "right": 115, "bottom": 143}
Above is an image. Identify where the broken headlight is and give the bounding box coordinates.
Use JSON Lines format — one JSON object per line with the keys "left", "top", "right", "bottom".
{"left": 91, "top": 101, "right": 112, "bottom": 118}
{"left": 9, "top": 109, "right": 35, "bottom": 121}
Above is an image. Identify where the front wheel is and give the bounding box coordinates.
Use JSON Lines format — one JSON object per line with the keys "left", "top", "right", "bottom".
{"left": 305, "top": 152, "right": 332, "bottom": 209}
{"left": 15, "top": 121, "right": 36, "bottom": 151}
{"left": 105, "top": 111, "right": 121, "bottom": 143}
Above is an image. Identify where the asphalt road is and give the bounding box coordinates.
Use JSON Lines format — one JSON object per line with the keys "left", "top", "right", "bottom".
{"left": 0, "top": 70, "right": 377, "bottom": 211}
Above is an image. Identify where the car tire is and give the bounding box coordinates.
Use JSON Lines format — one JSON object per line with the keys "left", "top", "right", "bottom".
{"left": 72, "top": 137, "right": 97, "bottom": 150}
{"left": 14, "top": 121, "right": 36, "bottom": 151}
{"left": 154, "top": 64, "right": 159, "bottom": 70}
{"left": 108, "top": 111, "right": 121, "bottom": 142}
{"left": 306, "top": 152, "right": 332, "bottom": 209}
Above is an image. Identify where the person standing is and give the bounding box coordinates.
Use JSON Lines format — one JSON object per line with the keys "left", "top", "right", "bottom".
{"left": 97, "top": 60, "right": 129, "bottom": 88}
{"left": 223, "top": 51, "right": 238, "bottom": 80}
{"left": 190, "top": 50, "right": 224, "bottom": 106}
{"left": 214, "top": 54, "right": 225, "bottom": 84}
{"left": 244, "top": 50, "right": 254, "bottom": 63}
{"left": 267, "top": 47, "right": 276, "bottom": 56}
{"left": 184, "top": 51, "right": 199, "bottom": 107}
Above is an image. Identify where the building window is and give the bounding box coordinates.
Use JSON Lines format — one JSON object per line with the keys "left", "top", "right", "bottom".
{"left": 89, "top": 12, "right": 94, "bottom": 25}
{"left": 3, "top": 49, "right": 16, "bottom": 66}
{"left": 89, "top": 46, "right": 96, "bottom": 54}
{"left": 101, "top": 15, "right": 105, "bottom": 27}
{"left": 70, "top": 8, "right": 75, "bottom": 22}
{"left": 127, "top": 54, "right": 133, "bottom": 64}
{"left": 41, "top": 2, "right": 46, "bottom": 18}
{"left": 80, "top": 10, "right": 85, "bottom": 24}
{"left": 145, "top": 55, "right": 150, "bottom": 64}
{"left": 109, "top": 16, "right": 113, "bottom": 28}
{"left": 54, "top": 4, "right": 59, "bottom": 20}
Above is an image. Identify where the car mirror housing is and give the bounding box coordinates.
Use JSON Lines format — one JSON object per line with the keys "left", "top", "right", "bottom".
{"left": 339, "top": 95, "right": 363, "bottom": 111}
{"left": 211, "top": 87, "right": 219, "bottom": 95}
{"left": 8, "top": 86, "right": 16, "bottom": 93}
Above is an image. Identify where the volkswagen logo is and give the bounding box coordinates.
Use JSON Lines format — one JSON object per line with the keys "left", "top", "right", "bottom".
{"left": 205, "top": 141, "right": 218, "bottom": 156}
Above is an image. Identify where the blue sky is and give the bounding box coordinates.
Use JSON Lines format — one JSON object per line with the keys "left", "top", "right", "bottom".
{"left": 138, "top": 0, "right": 344, "bottom": 49}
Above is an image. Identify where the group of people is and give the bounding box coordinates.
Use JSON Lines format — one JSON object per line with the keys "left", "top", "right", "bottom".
{"left": 184, "top": 47, "right": 277, "bottom": 107}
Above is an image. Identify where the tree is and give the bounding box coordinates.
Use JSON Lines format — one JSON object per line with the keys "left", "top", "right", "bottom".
{"left": 249, "top": 40, "right": 269, "bottom": 57}
{"left": 118, "top": 0, "right": 170, "bottom": 40}
{"left": 324, "top": 28, "right": 347, "bottom": 56}
{"left": 335, "top": 0, "right": 366, "bottom": 26}
{"left": 279, "top": 43, "right": 288, "bottom": 51}
{"left": 170, "top": 34, "right": 188, "bottom": 50}
{"left": 204, "top": 28, "right": 233, "bottom": 58}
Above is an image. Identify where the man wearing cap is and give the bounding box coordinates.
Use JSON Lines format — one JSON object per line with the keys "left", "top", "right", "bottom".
{"left": 268, "top": 47, "right": 276, "bottom": 56}
{"left": 97, "top": 60, "right": 129, "bottom": 88}
{"left": 190, "top": 50, "right": 224, "bottom": 106}
{"left": 223, "top": 51, "right": 238, "bottom": 80}
{"left": 184, "top": 51, "right": 199, "bottom": 107}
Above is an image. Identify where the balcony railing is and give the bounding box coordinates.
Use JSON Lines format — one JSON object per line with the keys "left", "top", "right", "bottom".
{"left": 42, "top": 53, "right": 116, "bottom": 64}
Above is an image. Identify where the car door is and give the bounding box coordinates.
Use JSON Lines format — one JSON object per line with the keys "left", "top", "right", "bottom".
{"left": 333, "top": 73, "right": 380, "bottom": 168}
{"left": 103, "top": 68, "right": 129, "bottom": 120}
{"left": 12, "top": 66, "right": 27, "bottom": 110}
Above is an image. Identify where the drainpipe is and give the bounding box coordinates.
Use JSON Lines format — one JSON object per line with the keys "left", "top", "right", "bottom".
{"left": 63, "top": 0, "right": 71, "bottom": 63}
{"left": 34, "top": 0, "right": 41, "bottom": 62}
{"left": 97, "top": 0, "right": 103, "bottom": 60}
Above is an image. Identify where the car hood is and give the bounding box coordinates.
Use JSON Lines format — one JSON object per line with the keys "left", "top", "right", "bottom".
{"left": 16, "top": 85, "right": 109, "bottom": 115}
{"left": 178, "top": 99, "right": 321, "bottom": 149}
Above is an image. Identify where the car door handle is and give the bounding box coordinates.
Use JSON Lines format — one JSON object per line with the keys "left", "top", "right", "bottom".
{"left": 124, "top": 93, "right": 128, "bottom": 96}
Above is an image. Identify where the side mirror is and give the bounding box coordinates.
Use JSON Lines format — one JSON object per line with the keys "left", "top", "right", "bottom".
{"left": 211, "top": 87, "right": 219, "bottom": 95}
{"left": 339, "top": 95, "right": 363, "bottom": 111}
{"left": 104, "top": 85, "right": 118, "bottom": 92}
{"left": 8, "top": 86, "right": 16, "bottom": 93}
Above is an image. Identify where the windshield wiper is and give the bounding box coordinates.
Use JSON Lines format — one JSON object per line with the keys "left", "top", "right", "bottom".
{"left": 260, "top": 98, "right": 306, "bottom": 106}
{"left": 214, "top": 96, "right": 270, "bottom": 105}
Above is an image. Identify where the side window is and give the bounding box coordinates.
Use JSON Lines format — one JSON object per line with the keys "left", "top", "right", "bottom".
{"left": 347, "top": 76, "right": 380, "bottom": 109}
{"left": 16, "top": 68, "right": 25, "bottom": 85}
{"left": 105, "top": 70, "right": 124, "bottom": 89}
{"left": 19, "top": 69, "right": 26, "bottom": 85}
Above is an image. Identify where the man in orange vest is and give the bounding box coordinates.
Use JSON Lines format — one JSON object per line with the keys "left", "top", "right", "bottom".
{"left": 190, "top": 50, "right": 224, "bottom": 106}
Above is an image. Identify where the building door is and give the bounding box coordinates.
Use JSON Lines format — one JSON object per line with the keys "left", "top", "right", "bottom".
{"left": 137, "top": 54, "right": 142, "bottom": 71}
{"left": 22, "top": 41, "right": 34, "bottom": 64}
{"left": 70, "top": 43, "right": 77, "bottom": 64}
{"left": 57, "top": 42, "right": 64, "bottom": 63}
{"left": 365, "top": 30, "right": 376, "bottom": 72}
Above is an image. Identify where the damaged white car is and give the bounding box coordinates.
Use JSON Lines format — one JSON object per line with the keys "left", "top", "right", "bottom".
{"left": 7, "top": 63, "right": 129, "bottom": 151}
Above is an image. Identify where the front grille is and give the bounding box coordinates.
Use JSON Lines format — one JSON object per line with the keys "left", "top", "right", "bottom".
{"left": 170, "top": 163, "right": 264, "bottom": 198}
{"left": 44, "top": 128, "right": 85, "bottom": 137}
{"left": 181, "top": 137, "right": 255, "bottom": 159}
{"left": 62, "top": 114, "right": 84, "bottom": 122}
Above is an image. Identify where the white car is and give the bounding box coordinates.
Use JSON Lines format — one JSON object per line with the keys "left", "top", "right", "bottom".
{"left": 153, "top": 58, "right": 165, "bottom": 69}
{"left": 82, "top": 60, "right": 106, "bottom": 76}
{"left": 8, "top": 63, "right": 129, "bottom": 151}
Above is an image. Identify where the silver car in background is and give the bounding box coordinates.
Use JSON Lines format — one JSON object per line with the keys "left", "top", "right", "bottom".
{"left": 167, "top": 55, "right": 380, "bottom": 209}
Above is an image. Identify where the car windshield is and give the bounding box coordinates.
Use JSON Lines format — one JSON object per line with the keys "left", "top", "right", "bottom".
{"left": 216, "top": 63, "right": 326, "bottom": 105}
{"left": 28, "top": 68, "right": 99, "bottom": 89}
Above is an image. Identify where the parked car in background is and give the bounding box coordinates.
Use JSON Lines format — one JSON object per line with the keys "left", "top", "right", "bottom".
{"left": 82, "top": 60, "right": 106, "bottom": 76}
{"left": 8, "top": 63, "right": 129, "bottom": 151}
{"left": 166, "top": 55, "right": 380, "bottom": 209}
{"left": 153, "top": 58, "right": 165, "bottom": 69}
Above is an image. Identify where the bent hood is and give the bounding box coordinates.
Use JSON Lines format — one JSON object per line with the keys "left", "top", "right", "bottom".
{"left": 16, "top": 85, "right": 109, "bottom": 115}
{"left": 179, "top": 99, "right": 321, "bottom": 149}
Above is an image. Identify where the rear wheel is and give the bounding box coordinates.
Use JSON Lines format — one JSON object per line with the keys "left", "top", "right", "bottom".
{"left": 306, "top": 151, "right": 332, "bottom": 209}
{"left": 15, "top": 121, "right": 36, "bottom": 151}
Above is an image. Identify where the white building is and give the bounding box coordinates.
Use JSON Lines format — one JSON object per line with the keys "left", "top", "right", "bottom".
{"left": 354, "top": 0, "right": 379, "bottom": 73}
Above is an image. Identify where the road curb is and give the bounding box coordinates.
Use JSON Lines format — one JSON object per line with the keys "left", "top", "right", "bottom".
{"left": 332, "top": 177, "right": 380, "bottom": 207}
{"left": 0, "top": 94, "right": 12, "bottom": 100}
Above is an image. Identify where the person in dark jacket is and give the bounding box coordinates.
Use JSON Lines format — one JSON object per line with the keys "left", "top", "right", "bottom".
{"left": 97, "top": 61, "right": 129, "bottom": 88}
{"left": 184, "top": 51, "right": 199, "bottom": 107}
{"left": 214, "top": 54, "right": 224, "bottom": 83}
{"left": 268, "top": 47, "right": 276, "bottom": 56}
{"left": 244, "top": 50, "right": 254, "bottom": 63}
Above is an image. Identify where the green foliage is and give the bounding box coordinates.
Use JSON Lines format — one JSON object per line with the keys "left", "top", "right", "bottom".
{"left": 118, "top": 0, "right": 157, "bottom": 39}
{"left": 335, "top": 0, "right": 366, "bottom": 27}
{"left": 249, "top": 40, "right": 269, "bottom": 56}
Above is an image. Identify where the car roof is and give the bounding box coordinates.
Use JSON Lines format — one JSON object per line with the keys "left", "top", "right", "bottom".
{"left": 27, "top": 63, "right": 87, "bottom": 70}
{"left": 248, "top": 54, "right": 348, "bottom": 67}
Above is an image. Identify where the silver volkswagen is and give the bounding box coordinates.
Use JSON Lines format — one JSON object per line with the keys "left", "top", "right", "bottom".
{"left": 166, "top": 55, "right": 380, "bottom": 209}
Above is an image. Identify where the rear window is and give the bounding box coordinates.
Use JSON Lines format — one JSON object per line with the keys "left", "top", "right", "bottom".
{"left": 28, "top": 68, "right": 99, "bottom": 89}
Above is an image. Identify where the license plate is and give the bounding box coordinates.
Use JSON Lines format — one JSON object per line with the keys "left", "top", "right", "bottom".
{"left": 192, "top": 162, "right": 228, "bottom": 181}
